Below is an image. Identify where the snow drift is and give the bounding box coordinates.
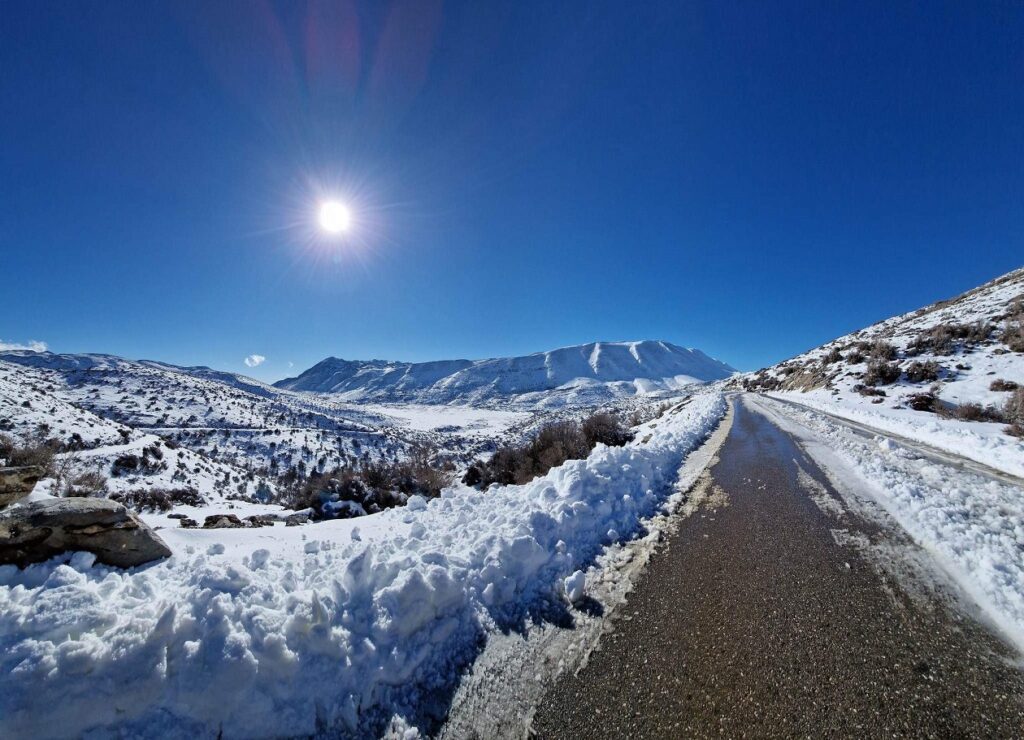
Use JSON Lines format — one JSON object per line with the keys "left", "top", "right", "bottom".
{"left": 0, "top": 392, "right": 726, "bottom": 739}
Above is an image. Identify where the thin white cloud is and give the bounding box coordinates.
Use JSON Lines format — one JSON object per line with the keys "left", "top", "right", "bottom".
{"left": 0, "top": 339, "right": 48, "bottom": 352}
{"left": 244, "top": 354, "right": 266, "bottom": 368}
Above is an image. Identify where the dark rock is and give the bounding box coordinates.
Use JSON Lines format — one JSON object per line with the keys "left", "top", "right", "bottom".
{"left": 0, "top": 466, "right": 43, "bottom": 509}
{"left": 202, "top": 514, "right": 244, "bottom": 529}
{"left": 167, "top": 513, "right": 187, "bottom": 520}
{"left": 0, "top": 497, "right": 171, "bottom": 568}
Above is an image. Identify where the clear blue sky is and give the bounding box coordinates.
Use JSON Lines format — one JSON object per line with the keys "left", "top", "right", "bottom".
{"left": 1, "top": 1, "right": 1021, "bottom": 380}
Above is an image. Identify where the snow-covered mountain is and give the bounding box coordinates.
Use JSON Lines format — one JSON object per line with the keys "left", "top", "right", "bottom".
{"left": 276, "top": 340, "right": 735, "bottom": 405}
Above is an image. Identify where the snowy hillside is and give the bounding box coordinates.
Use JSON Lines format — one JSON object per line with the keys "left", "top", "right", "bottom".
{"left": 737, "top": 267, "right": 1024, "bottom": 476}
{"left": 276, "top": 340, "right": 735, "bottom": 406}
{"left": 0, "top": 352, "right": 538, "bottom": 509}
{"left": 0, "top": 359, "right": 276, "bottom": 504}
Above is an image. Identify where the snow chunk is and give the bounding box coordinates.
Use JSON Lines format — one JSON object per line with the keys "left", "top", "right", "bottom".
{"left": 564, "top": 570, "right": 587, "bottom": 603}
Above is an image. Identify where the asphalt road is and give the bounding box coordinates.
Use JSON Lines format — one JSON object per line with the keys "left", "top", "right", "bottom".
{"left": 530, "top": 396, "right": 1024, "bottom": 738}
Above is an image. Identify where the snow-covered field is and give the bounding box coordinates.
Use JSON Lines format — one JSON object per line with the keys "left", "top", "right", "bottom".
{"left": 753, "top": 395, "right": 1024, "bottom": 653}
{"left": 0, "top": 391, "right": 726, "bottom": 739}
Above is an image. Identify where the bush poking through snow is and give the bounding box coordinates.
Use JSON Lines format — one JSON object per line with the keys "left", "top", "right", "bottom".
{"left": 582, "top": 412, "right": 634, "bottom": 448}
{"left": 869, "top": 340, "right": 897, "bottom": 361}
{"left": 904, "top": 360, "right": 940, "bottom": 383}
{"left": 909, "top": 322, "right": 995, "bottom": 356}
{"left": 943, "top": 402, "right": 1006, "bottom": 424}
{"left": 863, "top": 361, "right": 901, "bottom": 386}
{"left": 62, "top": 470, "right": 108, "bottom": 497}
{"left": 0, "top": 434, "right": 57, "bottom": 474}
{"left": 990, "top": 379, "right": 1020, "bottom": 392}
{"left": 278, "top": 444, "right": 451, "bottom": 519}
{"left": 906, "top": 393, "right": 939, "bottom": 412}
{"left": 463, "top": 411, "right": 634, "bottom": 489}
{"left": 110, "top": 487, "right": 206, "bottom": 512}
{"left": 1005, "top": 320, "right": 1024, "bottom": 353}
{"left": 822, "top": 348, "right": 843, "bottom": 365}
{"left": 854, "top": 384, "right": 886, "bottom": 398}
{"left": 1004, "top": 374, "right": 1024, "bottom": 436}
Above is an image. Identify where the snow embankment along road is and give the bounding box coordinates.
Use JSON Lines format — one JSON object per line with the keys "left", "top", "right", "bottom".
{"left": 0, "top": 392, "right": 726, "bottom": 739}
{"left": 766, "top": 390, "right": 1024, "bottom": 480}
{"left": 752, "top": 394, "right": 1024, "bottom": 654}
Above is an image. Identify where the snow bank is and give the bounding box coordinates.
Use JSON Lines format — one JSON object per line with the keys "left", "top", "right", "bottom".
{"left": 754, "top": 396, "right": 1024, "bottom": 652}
{"left": 0, "top": 393, "right": 726, "bottom": 739}
{"left": 769, "top": 391, "right": 1024, "bottom": 479}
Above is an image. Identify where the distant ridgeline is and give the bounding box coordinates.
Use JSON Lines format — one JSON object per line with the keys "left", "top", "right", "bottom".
{"left": 274, "top": 340, "right": 736, "bottom": 406}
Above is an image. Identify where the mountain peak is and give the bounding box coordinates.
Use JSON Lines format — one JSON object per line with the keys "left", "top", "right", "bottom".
{"left": 275, "top": 340, "right": 735, "bottom": 405}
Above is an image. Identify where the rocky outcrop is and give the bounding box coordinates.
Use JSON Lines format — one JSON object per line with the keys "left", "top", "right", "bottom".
{"left": 202, "top": 514, "right": 244, "bottom": 529}
{"left": 0, "top": 466, "right": 42, "bottom": 509}
{"left": 0, "top": 498, "right": 171, "bottom": 568}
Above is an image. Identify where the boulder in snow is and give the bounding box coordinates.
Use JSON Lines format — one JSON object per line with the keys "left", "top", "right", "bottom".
{"left": 285, "top": 511, "right": 311, "bottom": 526}
{"left": 0, "top": 497, "right": 171, "bottom": 568}
{"left": 202, "top": 514, "right": 244, "bottom": 529}
{"left": 0, "top": 466, "right": 42, "bottom": 509}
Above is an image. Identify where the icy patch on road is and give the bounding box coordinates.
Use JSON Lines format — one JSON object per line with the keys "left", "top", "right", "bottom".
{"left": 753, "top": 395, "right": 1024, "bottom": 654}
{"left": 0, "top": 393, "right": 726, "bottom": 739}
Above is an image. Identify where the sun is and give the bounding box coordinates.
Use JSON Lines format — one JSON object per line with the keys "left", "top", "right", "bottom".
{"left": 318, "top": 200, "right": 351, "bottom": 234}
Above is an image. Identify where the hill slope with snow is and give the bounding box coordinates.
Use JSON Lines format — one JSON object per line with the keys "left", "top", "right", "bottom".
{"left": 276, "top": 340, "right": 735, "bottom": 406}
{"left": 736, "top": 266, "right": 1024, "bottom": 476}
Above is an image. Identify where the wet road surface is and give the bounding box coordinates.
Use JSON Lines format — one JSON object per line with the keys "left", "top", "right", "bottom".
{"left": 530, "top": 396, "right": 1024, "bottom": 738}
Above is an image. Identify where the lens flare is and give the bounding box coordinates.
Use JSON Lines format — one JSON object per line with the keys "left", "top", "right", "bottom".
{"left": 318, "top": 200, "right": 351, "bottom": 233}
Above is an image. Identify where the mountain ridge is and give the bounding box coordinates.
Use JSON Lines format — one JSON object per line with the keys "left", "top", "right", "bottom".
{"left": 275, "top": 340, "right": 736, "bottom": 405}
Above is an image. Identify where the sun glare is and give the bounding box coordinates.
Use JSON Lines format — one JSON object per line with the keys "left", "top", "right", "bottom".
{"left": 318, "top": 200, "right": 351, "bottom": 234}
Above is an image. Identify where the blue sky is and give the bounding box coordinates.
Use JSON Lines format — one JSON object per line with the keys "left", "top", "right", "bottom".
{"left": 1, "top": 1, "right": 1021, "bottom": 380}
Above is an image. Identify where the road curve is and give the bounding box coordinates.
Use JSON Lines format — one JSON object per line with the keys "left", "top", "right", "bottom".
{"left": 530, "top": 396, "right": 1024, "bottom": 738}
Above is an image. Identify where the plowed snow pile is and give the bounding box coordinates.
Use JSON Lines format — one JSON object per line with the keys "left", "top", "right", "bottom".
{"left": 0, "top": 393, "right": 725, "bottom": 739}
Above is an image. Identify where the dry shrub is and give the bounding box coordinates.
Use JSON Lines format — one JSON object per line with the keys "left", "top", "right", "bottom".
{"left": 110, "top": 487, "right": 205, "bottom": 512}
{"left": 63, "top": 470, "right": 108, "bottom": 497}
{"left": 945, "top": 402, "right": 1005, "bottom": 423}
{"left": 990, "top": 379, "right": 1019, "bottom": 392}
{"left": 853, "top": 384, "right": 886, "bottom": 398}
{"left": 0, "top": 434, "right": 57, "bottom": 474}
{"left": 904, "top": 360, "right": 940, "bottom": 383}
{"left": 279, "top": 443, "right": 451, "bottom": 518}
{"left": 465, "top": 411, "right": 634, "bottom": 489}
{"left": 869, "top": 340, "right": 897, "bottom": 361}
{"left": 907, "top": 393, "right": 939, "bottom": 412}
{"left": 863, "top": 361, "right": 901, "bottom": 386}
{"left": 822, "top": 348, "right": 843, "bottom": 365}
{"left": 1004, "top": 321, "right": 1024, "bottom": 353}
{"left": 1005, "top": 388, "right": 1024, "bottom": 425}
{"left": 582, "top": 412, "right": 634, "bottom": 448}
